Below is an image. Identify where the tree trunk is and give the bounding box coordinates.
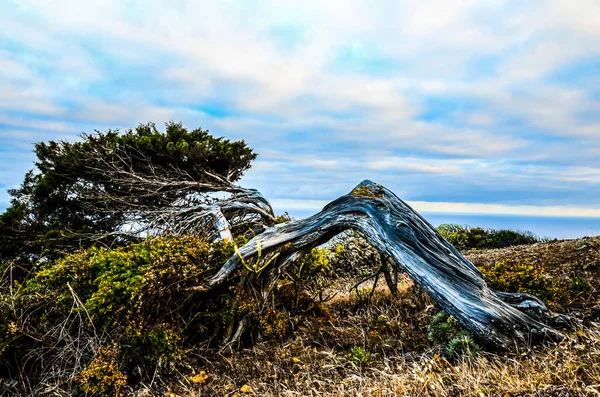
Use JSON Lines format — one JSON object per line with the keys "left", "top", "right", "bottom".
{"left": 204, "top": 180, "right": 567, "bottom": 350}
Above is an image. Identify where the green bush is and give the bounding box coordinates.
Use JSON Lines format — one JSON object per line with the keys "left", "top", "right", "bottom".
{"left": 437, "top": 224, "right": 540, "bottom": 251}
{"left": 0, "top": 235, "right": 239, "bottom": 394}
{"left": 479, "top": 259, "right": 592, "bottom": 311}
{"left": 0, "top": 233, "right": 356, "bottom": 394}
{"left": 480, "top": 260, "right": 567, "bottom": 308}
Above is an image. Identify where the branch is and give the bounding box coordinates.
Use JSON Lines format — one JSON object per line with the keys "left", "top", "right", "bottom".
{"left": 202, "top": 180, "right": 567, "bottom": 350}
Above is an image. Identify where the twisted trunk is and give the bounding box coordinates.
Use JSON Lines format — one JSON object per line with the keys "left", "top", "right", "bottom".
{"left": 203, "top": 180, "right": 567, "bottom": 349}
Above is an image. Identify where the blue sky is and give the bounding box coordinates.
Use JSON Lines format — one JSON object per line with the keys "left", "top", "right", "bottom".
{"left": 1, "top": 0, "right": 600, "bottom": 220}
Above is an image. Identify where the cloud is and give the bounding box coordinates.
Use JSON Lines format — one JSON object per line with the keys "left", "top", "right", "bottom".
{"left": 0, "top": 0, "right": 599, "bottom": 224}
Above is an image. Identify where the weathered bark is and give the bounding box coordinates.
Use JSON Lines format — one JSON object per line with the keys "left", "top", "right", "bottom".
{"left": 73, "top": 142, "right": 277, "bottom": 242}
{"left": 149, "top": 188, "right": 276, "bottom": 241}
{"left": 204, "top": 180, "right": 567, "bottom": 349}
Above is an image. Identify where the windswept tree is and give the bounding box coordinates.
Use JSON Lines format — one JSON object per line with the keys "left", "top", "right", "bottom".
{"left": 1, "top": 122, "right": 274, "bottom": 263}
{"left": 0, "top": 122, "right": 570, "bottom": 352}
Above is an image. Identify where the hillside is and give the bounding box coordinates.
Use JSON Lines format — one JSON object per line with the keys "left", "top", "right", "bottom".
{"left": 466, "top": 236, "right": 599, "bottom": 317}
{"left": 163, "top": 237, "right": 600, "bottom": 396}
{"left": 2, "top": 235, "right": 599, "bottom": 396}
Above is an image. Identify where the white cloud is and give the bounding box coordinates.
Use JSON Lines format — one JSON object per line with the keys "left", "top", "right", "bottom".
{"left": 0, "top": 0, "right": 599, "bottom": 221}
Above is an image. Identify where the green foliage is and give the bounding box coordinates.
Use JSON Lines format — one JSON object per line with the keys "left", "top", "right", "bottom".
{"left": 445, "top": 333, "right": 481, "bottom": 359}
{"left": 1, "top": 121, "right": 257, "bottom": 263}
{"left": 30, "top": 236, "right": 213, "bottom": 328}
{"left": 428, "top": 311, "right": 480, "bottom": 359}
{"left": 480, "top": 260, "right": 567, "bottom": 309}
{"left": 2, "top": 232, "right": 346, "bottom": 393}
{"left": 210, "top": 234, "right": 250, "bottom": 265}
{"left": 482, "top": 259, "right": 593, "bottom": 311}
{"left": 569, "top": 276, "right": 591, "bottom": 295}
{"left": 0, "top": 235, "right": 239, "bottom": 393}
{"left": 437, "top": 224, "right": 540, "bottom": 251}
{"left": 283, "top": 247, "right": 336, "bottom": 312}
{"left": 428, "top": 311, "right": 462, "bottom": 343}
{"left": 348, "top": 346, "right": 372, "bottom": 364}
{"left": 0, "top": 200, "right": 31, "bottom": 263}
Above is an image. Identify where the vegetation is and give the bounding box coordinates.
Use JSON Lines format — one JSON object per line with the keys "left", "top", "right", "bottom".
{"left": 468, "top": 237, "right": 600, "bottom": 314}
{"left": 428, "top": 311, "right": 481, "bottom": 359}
{"left": 2, "top": 232, "right": 598, "bottom": 395}
{"left": 1, "top": 123, "right": 598, "bottom": 395}
{"left": 437, "top": 223, "right": 542, "bottom": 251}
{"left": 0, "top": 233, "right": 356, "bottom": 394}
{"left": 2, "top": 236, "right": 215, "bottom": 394}
{"left": 0, "top": 122, "right": 262, "bottom": 266}
{"left": 183, "top": 326, "right": 600, "bottom": 396}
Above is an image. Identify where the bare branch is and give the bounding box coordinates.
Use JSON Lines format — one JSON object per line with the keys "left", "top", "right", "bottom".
{"left": 202, "top": 180, "right": 568, "bottom": 350}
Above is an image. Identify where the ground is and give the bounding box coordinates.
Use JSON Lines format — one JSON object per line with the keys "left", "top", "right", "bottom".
{"left": 154, "top": 237, "right": 600, "bottom": 397}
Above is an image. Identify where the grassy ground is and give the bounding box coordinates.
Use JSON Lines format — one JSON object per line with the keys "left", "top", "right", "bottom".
{"left": 2, "top": 236, "right": 598, "bottom": 396}
{"left": 467, "top": 236, "right": 600, "bottom": 316}
{"left": 156, "top": 237, "right": 600, "bottom": 397}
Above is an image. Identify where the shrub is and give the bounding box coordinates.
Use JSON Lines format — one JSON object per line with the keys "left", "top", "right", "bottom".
{"left": 259, "top": 308, "right": 291, "bottom": 340}
{"left": 78, "top": 346, "right": 127, "bottom": 395}
{"left": 480, "top": 260, "right": 567, "bottom": 309}
{"left": 437, "top": 224, "right": 540, "bottom": 251}
{"left": 326, "top": 231, "right": 380, "bottom": 278}
{"left": 428, "top": 311, "right": 480, "bottom": 359}
{"left": 0, "top": 233, "right": 359, "bottom": 394}
{"left": 0, "top": 235, "right": 238, "bottom": 394}
{"left": 283, "top": 247, "right": 336, "bottom": 312}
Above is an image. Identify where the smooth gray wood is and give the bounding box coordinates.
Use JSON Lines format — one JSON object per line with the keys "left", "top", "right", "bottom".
{"left": 205, "top": 180, "right": 565, "bottom": 349}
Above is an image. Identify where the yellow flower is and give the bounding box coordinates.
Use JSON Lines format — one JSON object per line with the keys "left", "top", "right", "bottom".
{"left": 189, "top": 370, "right": 209, "bottom": 384}
{"left": 7, "top": 322, "right": 18, "bottom": 334}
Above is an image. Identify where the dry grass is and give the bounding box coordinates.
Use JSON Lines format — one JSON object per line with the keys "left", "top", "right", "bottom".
{"left": 466, "top": 236, "right": 600, "bottom": 315}
{"left": 3, "top": 237, "right": 600, "bottom": 396}
{"left": 154, "top": 279, "right": 600, "bottom": 397}
{"left": 184, "top": 334, "right": 600, "bottom": 396}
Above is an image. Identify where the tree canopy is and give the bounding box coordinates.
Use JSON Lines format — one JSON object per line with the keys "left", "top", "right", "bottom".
{"left": 0, "top": 122, "right": 262, "bottom": 263}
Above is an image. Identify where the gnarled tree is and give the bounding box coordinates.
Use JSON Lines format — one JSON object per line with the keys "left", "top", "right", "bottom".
{"left": 1, "top": 123, "right": 569, "bottom": 350}
{"left": 1, "top": 122, "right": 275, "bottom": 263}
{"left": 201, "top": 180, "right": 569, "bottom": 349}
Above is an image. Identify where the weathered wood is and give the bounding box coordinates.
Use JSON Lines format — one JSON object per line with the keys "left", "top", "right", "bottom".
{"left": 205, "top": 180, "right": 566, "bottom": 349}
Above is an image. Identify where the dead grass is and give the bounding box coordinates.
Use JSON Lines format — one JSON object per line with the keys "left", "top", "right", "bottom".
{"left": 164, "top": 322, "right": 600, "bottom": 396}
{"left": 3, "top": 237, "right": 600, "bottom": 396}
{"left": 157, "top": 279, "right": 599, "bottom": 397}
{"left": 466, "top": 236, "right": 600, "bottom": 315}
{"left": 161, "top": 237, "right": 600, "bottom": 396}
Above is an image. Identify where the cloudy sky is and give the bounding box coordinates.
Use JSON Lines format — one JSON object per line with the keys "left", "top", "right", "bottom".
{"left": 1, "top": 0, "right": 600, "bottom": 220}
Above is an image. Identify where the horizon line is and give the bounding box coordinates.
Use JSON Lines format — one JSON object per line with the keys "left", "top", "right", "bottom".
{"left": 269, "top": 198, "right": 600, "bottom": 219}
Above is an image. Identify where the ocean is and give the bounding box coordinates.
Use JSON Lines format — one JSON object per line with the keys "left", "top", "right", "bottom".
{"left": 285, "top": 209, "right": 600, "bottom": 240}
{"left": 421, "top": 213, "right": 600, "bottom": 240}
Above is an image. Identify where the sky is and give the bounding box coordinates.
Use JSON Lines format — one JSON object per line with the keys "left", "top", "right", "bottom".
{"left": 1, "top": 0, "right": 600, "bottom": 231}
